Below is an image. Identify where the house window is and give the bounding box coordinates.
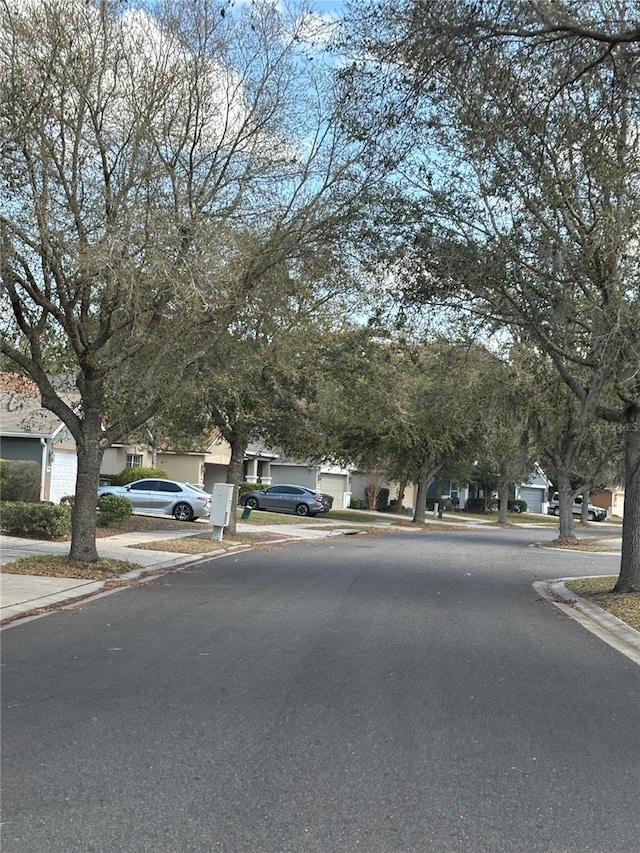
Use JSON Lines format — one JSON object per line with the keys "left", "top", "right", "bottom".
{"left": 126, "top": 454, "right": 143, "bottom": 468}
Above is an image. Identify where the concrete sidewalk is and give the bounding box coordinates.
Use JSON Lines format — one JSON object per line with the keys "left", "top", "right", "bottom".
{"left": 0, "top": 521, "right": 358, "bottom": 624}
{"left": 0, "top": 530, "right": 211, "bottom": 624}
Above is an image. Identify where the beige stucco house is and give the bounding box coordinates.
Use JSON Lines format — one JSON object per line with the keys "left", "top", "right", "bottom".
{"left": 101, "top": 435, "right": 353, "bottom": 509}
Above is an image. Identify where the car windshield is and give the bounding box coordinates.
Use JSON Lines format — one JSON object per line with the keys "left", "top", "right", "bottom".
{"left": 185, "top": 483, "right": 210, "bottom": 494}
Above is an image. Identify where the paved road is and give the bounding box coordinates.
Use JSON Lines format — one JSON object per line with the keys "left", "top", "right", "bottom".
{"left": 2, "top": 527, "right": 639, "bottom": 852}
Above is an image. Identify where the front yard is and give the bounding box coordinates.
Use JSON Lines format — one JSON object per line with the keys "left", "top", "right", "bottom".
{"left": 2, "top": 508, "right": 637, "bottom": 632}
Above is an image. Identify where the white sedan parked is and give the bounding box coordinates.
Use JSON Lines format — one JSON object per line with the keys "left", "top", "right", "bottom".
{"left": 98, "top": 478, "right": 211, "bottom": 521}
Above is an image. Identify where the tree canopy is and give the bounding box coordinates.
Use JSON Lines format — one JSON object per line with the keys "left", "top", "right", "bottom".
{"left": 341, "top": 0, "right": 640, "bottom": 589}
{"left": 0, "top": 0, "right": 387, "bottom": 559}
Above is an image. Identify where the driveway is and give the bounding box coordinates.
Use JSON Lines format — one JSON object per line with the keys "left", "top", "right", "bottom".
{"left": 1, "top": 527, "right": 638, "bottom": 852}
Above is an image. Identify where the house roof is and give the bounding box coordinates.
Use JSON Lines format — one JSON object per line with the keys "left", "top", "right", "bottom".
{"left": 1, "top": 392, "right": 65, "bottom": 438}
{"left": 0, "top": 373, "right": 39, "bottom": 394}
{"left": 0, "top": 373, "right": 71, "bottom": 439}
{"left": 246, "top": 440, "right": 279, "bottom": 460}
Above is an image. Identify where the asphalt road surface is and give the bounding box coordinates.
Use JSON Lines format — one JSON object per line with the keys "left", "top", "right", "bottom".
{"left": 2, "top": 526, "right": 639, "bottom": 853}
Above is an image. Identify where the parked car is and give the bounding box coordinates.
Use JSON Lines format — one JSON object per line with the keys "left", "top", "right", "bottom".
{"left": 97, "top": 478, "right": 211, "bottom": 521}
{"left": 547, "top": 492, "right": 607, "bottom": 522}
{"left": 240, "top": 485, "right": 333, "bottom": 517}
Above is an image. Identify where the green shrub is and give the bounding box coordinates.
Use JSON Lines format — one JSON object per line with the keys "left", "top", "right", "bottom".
{"left": 0, "top": 459, "right": 41, "bottom": 502}
{"left": 97, "top": 494, "right": 132, "bottom": 527}
{"left": 487, "top": 498, "right": 529, "bottom": 514}
{"left": 0, "top": 460, "right": 11, "bottom": 499}
{"left": 349, "top": 497, "right": 364, "bottom": 509}
{"left": 237, "top": 482, "right": 262, "bottom": 503}
{"left": 1, "top": 501, "right": 71, "bottom": 538}
{"left": 364, "top": 487, "right": 390, "bottom": 511}
{"left": 110, "top": 467, "right": 167, "bottom": 486}
{"left": 464, "top": 497, "right": 487, "bottom": 513}
{"left": 425, "top": 497, "right": 453, "bottom": 512}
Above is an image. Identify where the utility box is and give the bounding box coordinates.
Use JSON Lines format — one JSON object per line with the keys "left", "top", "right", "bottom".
{"left": 211, "top": 483, "right": 235, "bottom": 540}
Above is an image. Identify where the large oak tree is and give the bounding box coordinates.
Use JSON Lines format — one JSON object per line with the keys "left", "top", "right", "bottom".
{"left": 0, "top": 0, "right": 385, "bottom": 559}
{"left": 342, "top": 0, "right": 640, "bottom": 590}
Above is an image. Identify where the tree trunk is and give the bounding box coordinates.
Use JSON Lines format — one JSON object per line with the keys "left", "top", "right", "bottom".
{"left": 396, "top": 479, "right": 408, "bottom": 514}
{"left": 365, "top": 470, "right": 385, "bottom": 512}
{"left": 556, "top": 469, "right": 577, "bottom": 543}
{"left": 69, "top": 429, "right": 104, "bottom": 562}
{"left": 413, "top": 469, "right": 428, "bottom": 523}
{"left": 579, "top": 489, "right": 590, "bottom": 525}
{"left": 225, "top": 430, "right": 249, "bottom": 536}
{"left": 497, "top": 480, "right": 510, "bottom": 525}
{"left": 413, "top": 460, "right": 443, "bottom": 523}
{"left": 615, "top": 415, "right": 640, "bottom": 592}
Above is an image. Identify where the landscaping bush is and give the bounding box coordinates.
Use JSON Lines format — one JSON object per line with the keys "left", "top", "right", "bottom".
{"left": 365, "top": 487, "right": 390, "bottom": 512}
{"left": 0, "top": 459, "right": 41, "bottom": 502}
{"left": 237, "top": 482, "right": 261, "bottom": 503}
{"left": 349, "top": 497, "right": 364, "bottom": 509}
{"left": 464, "top": 497, "right": 488, "bottom": 513}
{"left": 425, "top": 497, "right": 453, "bottom": 513}
{"left": 1, "top": 501, "right": 71, "bottom": 538}
{"left": 97, "top": 494, "right": 133, "bottom": 527}
{"left": 0, "top": 459, "right": 11, "bottom": 498}
{"left": 487, "top": 498, "right": 529, "bottom": 514}
{"left": 110, "top": 467, "right": 167, "bottom": 486}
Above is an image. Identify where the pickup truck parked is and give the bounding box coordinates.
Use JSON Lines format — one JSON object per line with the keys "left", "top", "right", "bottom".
{"left": 547, "top": 493, "right": 607, "bottom": 522}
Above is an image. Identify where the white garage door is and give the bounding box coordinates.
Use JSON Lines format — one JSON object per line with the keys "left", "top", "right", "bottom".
{"left": 318, "top": 474, "right": 348, "bottom": 508}
{"left": 49, "top": 449, "right": 78, "bottom": 504}
{"left": 518, "top": 486, "right": 543, "bottom": 513}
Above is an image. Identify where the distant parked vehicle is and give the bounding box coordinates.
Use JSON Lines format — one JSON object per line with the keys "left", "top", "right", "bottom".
{"left": 240, "top": 485, "right": 333, "bottom": 517}
{"left": 547, "top": 492, "right": 607, "bottom": 522}
{"left": 97, "top": 478, "right": 211, "bottom": 521}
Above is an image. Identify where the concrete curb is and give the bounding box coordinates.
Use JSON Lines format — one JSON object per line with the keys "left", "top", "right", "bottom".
{"left": 0, "top": 553, "right": 210, "bottom": 627}
{"left": 533, "top": 578, "right": 640, "bottom": 666}
{"left": 0, "top": 527, "right": 359, "bottom": 628}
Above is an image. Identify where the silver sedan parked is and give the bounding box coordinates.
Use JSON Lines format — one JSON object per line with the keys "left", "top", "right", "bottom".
{"left": 240, "top": 485, "right": 333, "bottom": 517}
{"left": 97, "top": 478, "right": 211, "bottom": 521}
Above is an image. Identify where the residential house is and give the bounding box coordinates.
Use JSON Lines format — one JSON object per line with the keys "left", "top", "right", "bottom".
{"left": 513, "top": 465, "right": 552, "bottom": 513}
{"left": 102, "top": 434, "right": 353, "bottom": 509}
{"left": 590, "top": 486, "right": 625, "bottom": 518}
{"left": 0, "top": 375, "right": 78, "bottom": 503}
{"left": 350, "top": 463, "right": 552, "bottom": 514}
{"left": 0, "top": 374, "right": 354, "bottom": 511}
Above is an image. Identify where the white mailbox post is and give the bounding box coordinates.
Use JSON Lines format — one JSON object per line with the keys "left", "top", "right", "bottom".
{"left": 210, "top": 483, "right": 235, "bottom": 541}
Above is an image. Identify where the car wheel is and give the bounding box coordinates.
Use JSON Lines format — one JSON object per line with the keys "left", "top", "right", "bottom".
{"left": 587, "top": 511, "right": 596, "bottom": 521}
{"left": 553, "top": 507, "right": 560, "bottom": 516}
{"left": 295, "top": 503, "right": 310, "bottom": 516}
{"left": 246, "top": 497, "right": 259, "bottom": 510}
{"left": 173, "top": 502, "right": 194, "bottom": 521}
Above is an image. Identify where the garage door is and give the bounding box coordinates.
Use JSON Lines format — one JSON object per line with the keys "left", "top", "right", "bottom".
{"left": 49, "top": 449, "right": 77, "bottom": 504}
{"left": 318, "top": 474, "right": 348, "bottom": 509}
{"left": 518, "top": 486, "right": 543, "bottom": 513}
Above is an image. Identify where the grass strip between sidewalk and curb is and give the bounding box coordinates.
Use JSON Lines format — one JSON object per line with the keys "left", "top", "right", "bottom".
{"left": 564, "top": 576, "right": 640, "bottom": 631}
{"left": 0, "top": 554, "right": 141, "bottom": 581}
{"left": 3, "top": 512, "right": 637, "bottom": 633}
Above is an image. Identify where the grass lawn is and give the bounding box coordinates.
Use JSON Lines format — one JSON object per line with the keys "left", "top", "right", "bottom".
{"left": 2, "top": 511, "right": 638, "bottom": 634}
{"left": 0, "top": 554, "right": 141, "bottom": 581}
{"left": 547, "top": 535, "right": 621, "bottom": 552}
{"left": 239, "top": 507, "right": 412, "bottom": 525}
{"left": 564, "top": 576, "right": 640, "bottom": 631}
{"left": 131, "top": 530, "right": 289, "bottom": 554}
